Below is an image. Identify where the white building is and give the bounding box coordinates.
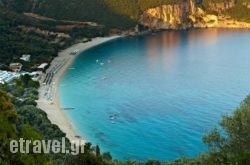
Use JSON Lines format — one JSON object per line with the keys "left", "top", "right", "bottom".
{"left": 20, "top": 54, "right": 31, "bottom": 62}
{"left": 9, "top": 63, "right": 23, "bottom": 72}
{"left": 0, "top": 70, "right": 20, "bottom": 84}
{"left": 0, "top": 70, "right": 41, "bottom": 84}
{"left": 37, "top": 63, "right": 48, "bottom": 72}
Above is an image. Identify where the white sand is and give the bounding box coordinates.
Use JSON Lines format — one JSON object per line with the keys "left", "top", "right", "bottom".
{"left": 37, "top": 36, "right": 121, "bottom": 143}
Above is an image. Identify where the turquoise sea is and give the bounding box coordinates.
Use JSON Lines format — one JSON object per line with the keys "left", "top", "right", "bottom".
{"left": 59, "top": 29, "right": 250, "bottom": 161}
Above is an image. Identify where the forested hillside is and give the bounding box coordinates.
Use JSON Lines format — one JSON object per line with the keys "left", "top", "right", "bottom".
{"left": 1, "top": 0, "right": 250, "bottom": 28}
{"left": 0, "top": 7, "right": 107, "bottom": 71}
{"left": 0, "top": 7, "right": 59, "bottom": 70}
{"left": 1, "top": 0, "right": 137, "bottom": 29}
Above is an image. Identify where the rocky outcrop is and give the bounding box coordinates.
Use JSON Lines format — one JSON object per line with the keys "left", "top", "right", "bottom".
{"left": 139, "top": 0, "right": 218, "bottom": 30}
{"left": 140, "top": 5, "right": 186, "bottom": 29}
{"left": 243, "top": 2, "right": 250, "bottom": 9}
{"left": 218, "top": 15, "right": 250, "bottom": 28}
{"left": 208, "top": 0, "right": 235, "bottom": 13}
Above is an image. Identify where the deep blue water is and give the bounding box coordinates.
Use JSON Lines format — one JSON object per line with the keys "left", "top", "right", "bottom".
{"left": 59, "top": 29, "right": 250, "bottom": 161}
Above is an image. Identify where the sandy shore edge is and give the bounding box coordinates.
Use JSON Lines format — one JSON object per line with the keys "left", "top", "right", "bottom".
{"left": 37, "top": 36, "right": 122, "bottom": 143}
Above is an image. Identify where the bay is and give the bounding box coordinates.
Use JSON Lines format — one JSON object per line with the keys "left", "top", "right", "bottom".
{"left": 59, "top": 29, "right": 250, "bottom": 161}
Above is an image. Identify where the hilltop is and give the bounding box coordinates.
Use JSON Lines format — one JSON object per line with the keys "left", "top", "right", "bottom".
{"left": 1, "top": 0, "right": 250, "bottom": 29}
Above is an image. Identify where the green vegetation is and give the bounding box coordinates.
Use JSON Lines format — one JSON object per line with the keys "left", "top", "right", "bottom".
{"left": 0, "top": 7, "right": 59, "bottom": 70}
{"left": 1, "top": 75, "right": 250, "bottom": 164}
{"left": 0, "top": 6, "right": 108, "bottom": 71}
{"left": 0, "top": 0, "right": 187, "bottom": 29}
{"left": 0, "top": 89, "right": 51, "bottom": 164}
{"left": 2, "top": 0, "right": 136, "bottom": 29}
{"left": 0, "top": 76, "right": 69, "bottom": 164}
{"left": 3, "top": 74, "right": 39, "bottom": 106}
{"left": 202, "top": 95, "right": 250, "bottom": 164}
{"left": 201, "top": 0, "right": 250, "bottom": 22}
{"left": 1, "top": 0, "right": 250, "bottom": 164}
{"left": 0, "top": 77, "right": 116, "bottom": 165}
{"left": 2, "top": 0, "right": 250, "bottom": 29}
{"left": 226, "top": 3, "right": 250, "bottom": 22}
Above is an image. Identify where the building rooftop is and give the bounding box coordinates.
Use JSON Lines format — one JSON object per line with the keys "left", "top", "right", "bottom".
{"left": 37, "top": 63, "right": 48, "bottom": 69}
{"left": 9, "top": 63, "right": 23, "bottom": 72}
{"left": 0, "top": 70, "right": 20, "bottom": 84}
{"left": 20, "top": 54, "right": 31, "bottom": 62}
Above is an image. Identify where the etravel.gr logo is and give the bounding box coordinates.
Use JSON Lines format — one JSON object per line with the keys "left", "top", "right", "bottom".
{"left": 10, "top": 137, "right": 85, "bottom": 155}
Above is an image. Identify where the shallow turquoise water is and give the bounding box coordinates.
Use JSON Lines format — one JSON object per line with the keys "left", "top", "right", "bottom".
{"left": 59, "top": 29, "right": 250, "bottom": 161}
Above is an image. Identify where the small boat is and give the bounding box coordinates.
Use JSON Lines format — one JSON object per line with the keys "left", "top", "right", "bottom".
{"left": 100, "top": 62, "right": 104, "bottom": 66}
{"left": 96, "top": 59, "right": 99, "bottom": 63}
{"left": 109, "top": 115, "right": 115, "bottom": 120}
{"left": 109, "top": 114, "right": 117, "bottom": 121}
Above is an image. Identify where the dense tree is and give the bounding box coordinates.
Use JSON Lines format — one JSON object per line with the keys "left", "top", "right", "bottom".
{"left": 72, "top": 142, "right": 109, "bottom": 165}
{"left": 0, "top": 90, "right": 13, "bottom": 111}
{"left": 0, "top": 7, "right": 108, "bottom": 71}
{"left": 203, "top": 95, "right": 250, "bottom": 165}
{"left": 102, "top": 152, "right": 112, "bottom": 161}
{"left": 145, "top": 160, "right": 161, "bottom": 165}
{"left": 0, "top": 90, "right": 51, "bottom": 165}
{"left": 96, "top": 144, "right": 101, "bottom": 157}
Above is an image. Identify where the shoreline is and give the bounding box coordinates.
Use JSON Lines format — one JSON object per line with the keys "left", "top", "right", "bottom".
{"left": 36, "top": 35, "right": 122, "bottom": 143}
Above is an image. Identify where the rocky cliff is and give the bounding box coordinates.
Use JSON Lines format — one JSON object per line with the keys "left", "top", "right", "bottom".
{"left": 2, "top": 0, "right": 250, "bottom": 30}
{"left": 139, "top": 0, "right": 216, "bottom": 29}
{"left": 139, "top": 0, "right": 250, "bottom": 30}
{"left": 207, "top": 0, "right": 235, "bottom": 13}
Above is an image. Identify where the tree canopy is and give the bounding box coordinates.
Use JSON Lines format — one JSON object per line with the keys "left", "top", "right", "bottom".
{"left": 203, "top": 95, "right": 250, "bottom": 165}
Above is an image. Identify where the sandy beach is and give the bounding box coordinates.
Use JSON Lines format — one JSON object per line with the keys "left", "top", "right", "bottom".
{"left": 37, "top": 36, "right": 121, "bottom": 143}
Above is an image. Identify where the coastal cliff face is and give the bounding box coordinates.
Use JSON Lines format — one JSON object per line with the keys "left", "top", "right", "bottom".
{"left": 139, "top": 0, "right": 250, "bottom": 30}
{"left": 139, "top": 0, "right": 217, "bottom": 29}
